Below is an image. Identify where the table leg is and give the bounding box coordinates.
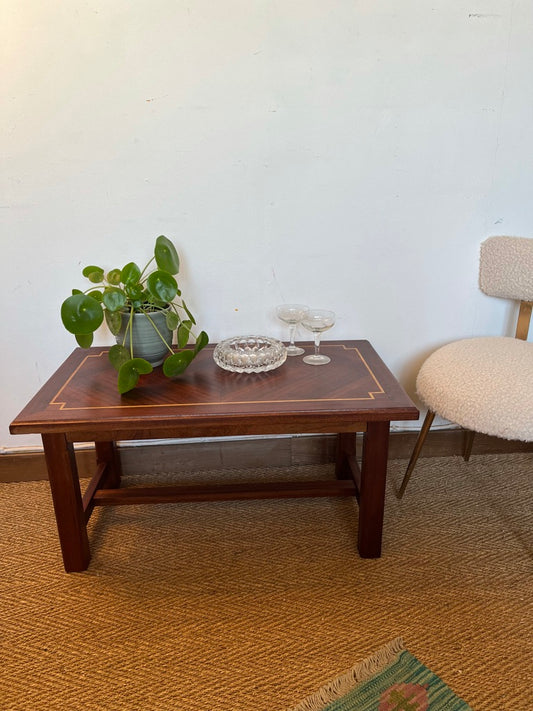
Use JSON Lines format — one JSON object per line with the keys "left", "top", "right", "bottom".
{"left": 358, "top": 421, "right": 390, "bottom": 558}
{"left": 42, "top": 433, "right": 91, "bottom": 572}
{"left": 95, "top": 441, "right": 122, "bottom": 488}
{"left": 335, "top": 433, "right": 357, "bottom": 480}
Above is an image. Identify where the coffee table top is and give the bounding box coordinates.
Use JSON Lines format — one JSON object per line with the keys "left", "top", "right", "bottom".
{"left": 11, "top": 341, "right": 418, "bottom": 439}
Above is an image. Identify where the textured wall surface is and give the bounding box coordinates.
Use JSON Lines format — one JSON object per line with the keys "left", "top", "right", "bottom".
{"left": 3, "top": 1, "right": 533, "bottom": 448}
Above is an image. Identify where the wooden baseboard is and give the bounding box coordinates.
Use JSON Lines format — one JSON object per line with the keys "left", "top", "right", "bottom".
{"left": 1, "top": 432, "right": 531, "bottom": 483}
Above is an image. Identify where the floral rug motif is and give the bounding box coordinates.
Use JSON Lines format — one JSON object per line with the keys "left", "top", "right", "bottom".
{"left": 291, "top": 639, "right": 472, "bottom": 711}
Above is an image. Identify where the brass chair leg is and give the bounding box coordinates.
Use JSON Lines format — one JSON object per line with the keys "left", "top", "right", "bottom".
{"left": 463, "top": 430, "right": 476, "bottom": 461}
{"left": 397, "top": 410, "right": 436, "bottom": 499}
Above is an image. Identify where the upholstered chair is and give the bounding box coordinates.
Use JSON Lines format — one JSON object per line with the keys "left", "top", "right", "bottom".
{"left": 398, "top": 236, "right": 533, "bottom": 498}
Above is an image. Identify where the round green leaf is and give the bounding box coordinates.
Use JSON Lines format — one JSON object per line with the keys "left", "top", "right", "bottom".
{"left": 117, "top": 361, "right": 139, "bottom": 394}
{"left": 181, "top": 300, "right": 196, "bottom": 325}
{"left": 108, "top": 344, "right": 130, "bottom": 371}
{"left": 194, "top": 330, "right": 209, "bottom": 354}
{"left": 105, "top": 309, "right": 123, "bottom": 336}
{"left": 146, "top": 270, "right": 178, "bottom": 303}
{"left": 117, "top": 358, "right": 153, "bottom": 394}
{"left": 162, "top": 350, "right": 194, "bottom": 377}
{"left": 87, "top": 290, "right": 103, "bottom": 302}
{"left": 61, "top": 293, "right": 104, "bottom": 335}
{"left": 177, "top": 322, "right": 191, "bottom": 348}
{"left": 121, "top": 262, "right": 141, "bottom": 286}
{"left": 165, "top": 310, "right": 180, "bottom": 330}
{"left": 125, "top": 284, "right": 145, "bottom": 303}
{"left": 103, "top": 287, "right": 127, "bottom": 312}
{"left": 82, "top": 265, "right": 104, "bottom": 283}
{"left": 107, "top": 269, "right": 122, "bottom": 285}
{"left": 131, "top": 357, "right": 153, "bottom": 374}
{"left": 155, "top": 235, "right": 180, "bottom": 274}
{"left": 75, "top": 333, "right": 93, "bottom": 348}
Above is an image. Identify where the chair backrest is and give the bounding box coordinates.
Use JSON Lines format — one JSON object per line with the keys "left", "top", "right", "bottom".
{"left": 479, "top": 236, "right": 533, "bottom": 340}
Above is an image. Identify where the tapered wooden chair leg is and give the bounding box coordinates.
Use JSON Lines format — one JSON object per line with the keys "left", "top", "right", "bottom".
{"left": 397, "top": 410, "right": 435, "bottom": 498}
{"left": 463, "top": 430, "right": 476, "bottom": 461}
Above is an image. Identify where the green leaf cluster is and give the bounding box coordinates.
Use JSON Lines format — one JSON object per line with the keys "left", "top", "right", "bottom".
{"left": 60, "top": 236, "right": 208, "bottom": 393}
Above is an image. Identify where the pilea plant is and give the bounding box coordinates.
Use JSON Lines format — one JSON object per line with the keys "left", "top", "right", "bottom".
{"left": 61, "top": 235, "right": 208, "bottom": 394}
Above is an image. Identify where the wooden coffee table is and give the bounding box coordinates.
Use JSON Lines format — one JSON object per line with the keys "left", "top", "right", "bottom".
{"left": 10, "top": 340, "right": 418, "bottom": 572}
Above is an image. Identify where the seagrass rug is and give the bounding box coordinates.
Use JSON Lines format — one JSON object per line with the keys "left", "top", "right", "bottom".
{"left": 0, "top": 453, "right": 531, "bottom": 710}
{"left": 291, "top": 639, "right": 472, "bottom": 711}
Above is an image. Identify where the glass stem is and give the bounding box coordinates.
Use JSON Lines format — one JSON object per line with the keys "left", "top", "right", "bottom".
{"left": 314, "top": 333, "right": 321, "bottom": 357}
{"left": 289, "top": 324, "right": 296, "bottom": 347}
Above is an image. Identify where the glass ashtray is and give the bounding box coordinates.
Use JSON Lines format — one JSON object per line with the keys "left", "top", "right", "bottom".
{"left": 213, "top": 335, "right": 287, "bottom": 373}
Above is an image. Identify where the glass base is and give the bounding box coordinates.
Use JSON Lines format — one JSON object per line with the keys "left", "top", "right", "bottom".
{"left": 303, "top": 354, "right": 331, "bottom": 365}
{"left": 286, "top": 345, "right": 305, "bottom": 356}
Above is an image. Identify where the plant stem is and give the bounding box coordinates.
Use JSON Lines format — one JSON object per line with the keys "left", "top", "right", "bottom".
{"left": 138, "top": 256, "right": 155, "bottom": 283}
{"left": 122, "top": 308, "right": 135, "bottom": 359}
{"left": 144, "top": 311, "right": 174, "bottom": 354}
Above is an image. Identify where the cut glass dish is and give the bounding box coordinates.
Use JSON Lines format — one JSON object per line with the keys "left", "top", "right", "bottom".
{"left": 213, "top": 335, "right": 287, "bottom": 373}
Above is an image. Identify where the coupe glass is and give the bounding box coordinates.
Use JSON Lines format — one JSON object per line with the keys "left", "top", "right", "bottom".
{"left": 276, "top": 304, "right": 309, "bottom": 356}
{"left": 301, "top": 309, "right": 336, "bottom": 365}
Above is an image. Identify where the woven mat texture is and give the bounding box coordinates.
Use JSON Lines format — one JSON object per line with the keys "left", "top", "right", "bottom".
{"left": 1, "top": 453, "right": 531, "bottom": 710}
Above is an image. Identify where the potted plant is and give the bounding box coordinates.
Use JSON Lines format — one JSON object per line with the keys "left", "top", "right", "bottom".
{"left": 60, "top": 235, "right": 208, "bottom": 394}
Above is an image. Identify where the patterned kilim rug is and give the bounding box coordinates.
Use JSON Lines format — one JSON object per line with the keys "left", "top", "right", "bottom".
{"left": 291, "top": 639, "right": 472, "bottom": 711}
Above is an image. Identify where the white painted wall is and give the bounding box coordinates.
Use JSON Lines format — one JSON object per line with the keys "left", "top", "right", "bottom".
{"left": 3, "top": 1, "right": 532, "bottom": 450}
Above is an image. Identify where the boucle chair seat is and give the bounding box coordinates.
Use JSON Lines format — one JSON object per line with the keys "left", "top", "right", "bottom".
{"left": 399, "top": 235, "right": 533, "bottom": 498}
{"left": 417, "top": 336, "right": 533, "bottom": 442}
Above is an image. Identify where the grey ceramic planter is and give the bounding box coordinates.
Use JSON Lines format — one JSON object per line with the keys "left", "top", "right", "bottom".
{"left": 116, "top": 309, "right": 173, "bottom": 367}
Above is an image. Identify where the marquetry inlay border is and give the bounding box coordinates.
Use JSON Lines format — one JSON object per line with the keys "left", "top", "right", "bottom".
{"left": 49, "top": 344, "right": 386, "bottom": 411}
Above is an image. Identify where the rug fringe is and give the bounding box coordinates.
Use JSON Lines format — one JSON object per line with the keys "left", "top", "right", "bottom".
{"left": 289, "top": 638, "right": 405, "bottom": 711}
